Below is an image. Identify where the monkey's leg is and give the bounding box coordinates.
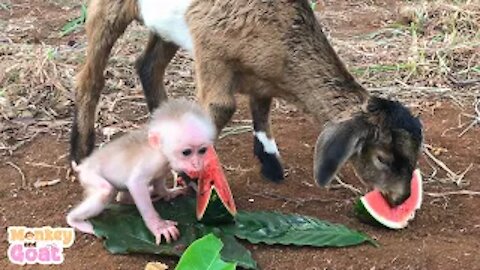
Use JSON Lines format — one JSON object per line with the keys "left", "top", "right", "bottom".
{"left": 116, "top": 185, "right": 166, "bottom": 204}
{"left": 250, "top": 96, "right": 284, "bottom": 182}
{"left": 195, "top": 57, "right": 237, "bottom": 133}
{"left": 66, "top": 173, "right": 116, "bottom": 234}
{"left": 135, "top": 33, "right": 178, "bottom": 112}
{"left": 70, "top": 0, "right": 136, "bottom": 162}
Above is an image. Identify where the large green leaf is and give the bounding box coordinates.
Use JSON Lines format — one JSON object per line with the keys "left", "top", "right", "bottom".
{"left": 175, "top": 234, "right": 236, "bottom": 270}
{"left": 91, "top": 197, "right": 199, "bottom": 256}
{"left": 91, "top": 195, "right": 256, "bottom": 268}
{"left": 230, "top": 211, "right": 378, "bottom": 247}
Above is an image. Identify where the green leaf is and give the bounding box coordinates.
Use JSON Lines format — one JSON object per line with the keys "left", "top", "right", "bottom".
{"left": 175, "top": 234, "right": 236, "bottom": 270}
{"left": 91, "top": 195, "right": 257, "bottom": 268}
{"left": 230, "top": 211, "right": 378, "bottom": 247}
{"left": 218, "top": 234, "right": 257, "bottom": 269}
{"left": 60, "top": 3, "right": 87, "bottom": 37}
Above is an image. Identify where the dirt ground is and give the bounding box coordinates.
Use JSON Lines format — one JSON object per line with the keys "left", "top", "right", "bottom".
{"left": 1, "top": 0, "right": 480, "bottom": 269}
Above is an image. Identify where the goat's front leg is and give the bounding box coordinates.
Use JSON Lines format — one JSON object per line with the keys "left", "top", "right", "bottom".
{"left": 136, "top": 33, "right": 178, "bottom": 112}
{"left": 250, "top": 96, "right": 284, "bottom": 182}
{"left": 195, "top": 57, "right": 237, "bottom": 134}
{"left": 70, "top": 0, "right": 135, "bottom": 162}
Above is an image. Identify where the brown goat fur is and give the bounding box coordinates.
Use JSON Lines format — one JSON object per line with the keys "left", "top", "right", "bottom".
{"left": 71, "top": 0, "right": 423, "bottom": 205}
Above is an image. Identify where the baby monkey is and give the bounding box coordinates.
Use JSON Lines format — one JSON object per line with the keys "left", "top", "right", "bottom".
{"left": 67, "top": 99, "right": 216, "bottom": 244}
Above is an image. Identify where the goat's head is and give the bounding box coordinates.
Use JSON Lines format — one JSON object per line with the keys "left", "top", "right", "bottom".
{"left": 314, "top": 97, "right": 423, "bottom": 206}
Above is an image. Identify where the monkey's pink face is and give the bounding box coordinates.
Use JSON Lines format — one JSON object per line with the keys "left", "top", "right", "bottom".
{"left": 169, "top": 144, "right": 210, "bottom": 174}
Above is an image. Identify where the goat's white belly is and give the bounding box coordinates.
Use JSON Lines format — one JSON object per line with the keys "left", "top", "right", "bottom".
{"left": 138, "top": 0, "right": 194, "bottom": 53}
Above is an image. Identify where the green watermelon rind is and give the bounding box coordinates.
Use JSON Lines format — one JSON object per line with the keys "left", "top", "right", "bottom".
{"left": 354, "top": 198, "right": 384, "bottom": 227}
{"left": 355, "top": 169, "right": 423, "bottom": 230}
{"left": 199, "top": 189, "right": 235, "bottom": 225}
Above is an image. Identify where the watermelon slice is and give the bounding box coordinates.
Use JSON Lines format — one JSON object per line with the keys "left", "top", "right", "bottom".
{"left": 355, "top": 169, "right": 423, "bottom": 229}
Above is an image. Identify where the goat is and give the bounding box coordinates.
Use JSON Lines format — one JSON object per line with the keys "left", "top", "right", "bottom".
{"left": 71, "top": 0, "right": 423, "bottom": 206}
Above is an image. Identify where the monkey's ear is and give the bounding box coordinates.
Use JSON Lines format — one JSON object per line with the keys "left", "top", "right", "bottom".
{"left": 148, "top": 131, "right": 162, "bottom": 148}
{"left": 313, "top": 118, "right": 369, "bottom": 186}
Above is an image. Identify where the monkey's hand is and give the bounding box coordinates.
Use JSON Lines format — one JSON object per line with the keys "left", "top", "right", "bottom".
{"left": 156, "top": 186, "right": 190, "bottom": 202}
{"left": 146, "top": 217, "right": 180, "bottom": 245}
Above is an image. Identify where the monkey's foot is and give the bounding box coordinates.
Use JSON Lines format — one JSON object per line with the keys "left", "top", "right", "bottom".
{"left": 66, "top": 217, "right": 95, "bottom": 235}
{"left": 253, "top": 136, "right": 284, "bottom": 182}
{"left": 145, "top": 218, "right": 180, "bottom": 245}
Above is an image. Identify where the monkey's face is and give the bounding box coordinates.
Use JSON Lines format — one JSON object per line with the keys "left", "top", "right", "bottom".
{"left": 167, "top": 144, "right": 210, "bottom": 174}
{"left": 151, "top": 111, "right": 216, "bottom": 175}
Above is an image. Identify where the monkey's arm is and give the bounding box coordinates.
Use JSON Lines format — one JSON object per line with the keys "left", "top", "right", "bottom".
{"left": 126, "top": 174, "right": 180, "bottom": 244}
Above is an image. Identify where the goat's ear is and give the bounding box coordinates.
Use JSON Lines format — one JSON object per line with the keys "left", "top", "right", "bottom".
{"left": 314, "top": 118, "right": 369, "bottom": 186}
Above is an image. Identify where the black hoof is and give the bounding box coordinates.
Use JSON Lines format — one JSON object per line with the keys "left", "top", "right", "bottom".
{"left": 254, "top": 137, "right": 284, "bottom": 182}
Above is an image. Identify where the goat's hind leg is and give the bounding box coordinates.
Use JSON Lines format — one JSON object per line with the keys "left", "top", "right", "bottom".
{"left": 70, "top": 0, "right": 137, "bottom": 163}
{"left": 136, "top": 33, "right": 178, "bottom": 112}
{"left": 250, "top": 96, "right": 284, "bottom": 182}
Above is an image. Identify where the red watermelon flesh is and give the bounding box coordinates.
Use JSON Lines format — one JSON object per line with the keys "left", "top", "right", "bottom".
{"left": 183, "top": 146, "right": 237, "bottom": 220}
{"left": 356, "top": 169, "right": 423, "bottom": 229}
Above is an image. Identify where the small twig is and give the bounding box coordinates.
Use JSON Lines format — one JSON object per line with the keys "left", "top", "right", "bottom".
{"left": 219, "top": 125, "right": 253, "bottom": 139}
{"left": 33, "top": 179, "right": 61, "bottom": 188}
{"left": 55, "top": 153, "right": 68, "bottom": 164}
{"left": 423, "top": 145, "right": 471, "bottom": 186}
{"left": 108, "top": 95, "right": 144, "bottom": 112}
{"left": 448, "top": 75, "right": 480, "bottom": 87}
{"left": 351, "top": 166, "right": 369, "bottom": 188}
{"left": 330, "top": 176, "right": 363, "bottom": 195}
{"left": 6, "top": 162, "right": 27, "bottom": 188}
{"left": 25, "top": 161, "right": 65, "bottom": 169}
{"left": 458, "top": 99, "right": 480, "bottom": 137}
{"left": 426, "top": 190, "right": 480, "bottom": 197}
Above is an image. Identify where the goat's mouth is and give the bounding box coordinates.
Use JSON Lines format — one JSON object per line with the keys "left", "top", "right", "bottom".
{"left": 380, "top": 190, "right": 410, "bottom": 207}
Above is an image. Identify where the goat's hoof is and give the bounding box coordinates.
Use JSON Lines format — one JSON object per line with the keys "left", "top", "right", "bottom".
{"left": 260, "top": 157, "right": 284, "bottom": 183}
{"left": 253, "top": 136, "right": 284, "bottom": 182}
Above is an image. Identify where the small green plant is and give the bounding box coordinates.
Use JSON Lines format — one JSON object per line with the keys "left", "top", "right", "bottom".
{"left": 60, "top": 3, "right": 87, "bottom": 37}
{"left": 310, "top": 0, "right": 317, "bottom": 10}
{"left": 473, "top": 66, "right": 480, "bottom": 74}
{"left": 46, "top": 48, "right": 57, "bottom": 60}
{"left": 351, "top": 63, "right": 413, "bottom": 76}
{"left": 0, "top": 2, "right": 11, "bottom": 11}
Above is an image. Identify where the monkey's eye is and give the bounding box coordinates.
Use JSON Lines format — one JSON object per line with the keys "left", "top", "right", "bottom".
{"left": 198, "top": 147, "right": 207, "bottom": 155}
{"left": 182, "top": 149, "right": 192, "bottom": 156}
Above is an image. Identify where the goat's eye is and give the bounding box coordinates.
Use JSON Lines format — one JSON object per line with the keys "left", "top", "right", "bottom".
{"left": 377, "top": 155, "right": 391, "bottom": 166}
{"left": 182, "top": 149, "right": 192, "bottom": 156}
{"left": 198, "top": 147, "right": 207, "bottom": 155}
